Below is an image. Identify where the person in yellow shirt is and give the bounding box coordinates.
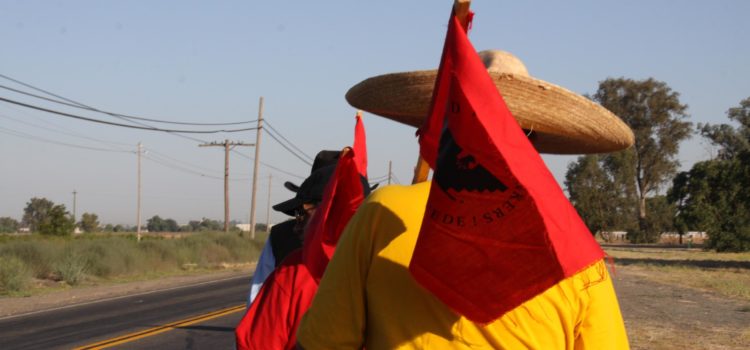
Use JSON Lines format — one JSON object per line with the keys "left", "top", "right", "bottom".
{"left": 298, "top": 19, "right": 632, "bottom": 345}
{"left": 297, "top": 182, "right": 628, "bottom": 349}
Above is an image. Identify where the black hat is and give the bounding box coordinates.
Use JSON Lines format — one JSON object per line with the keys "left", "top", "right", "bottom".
{"left": 273, "top": 164, "right": 337, "bottom": 216}
{"left": 279, "top": 150, "right": 341, "bottom": 198}
{"left": 273, "top": 163, "right": 374, "bottom": 217}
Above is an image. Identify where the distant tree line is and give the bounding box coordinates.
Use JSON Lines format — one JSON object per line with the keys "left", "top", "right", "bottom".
{"left": 565, "top": 77, "right": 750, "bottom": 252}
{"left": 145, "top": 216, "right": 235, "bottom": 232}
{"left": 1, "top": 198, "right": 236, "bottom": 236}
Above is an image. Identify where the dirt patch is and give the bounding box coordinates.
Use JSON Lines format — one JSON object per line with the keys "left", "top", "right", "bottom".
{"left": 614, "top": 266, "right": 750, "bottom": 350}
{"left": 0, "top": 265, "right": 255, "bottom": 318}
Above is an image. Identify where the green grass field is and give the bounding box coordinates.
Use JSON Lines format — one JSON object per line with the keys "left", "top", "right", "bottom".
{"left": 0, "top": 232, "right": 266, "bottom": 296}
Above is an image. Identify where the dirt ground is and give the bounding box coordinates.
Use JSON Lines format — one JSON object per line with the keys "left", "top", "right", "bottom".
{"left": 613, "top": 266, "right": 750, "bottom": 350}
{"left": 1, "top": 264, "right": 748, "bottom": 349}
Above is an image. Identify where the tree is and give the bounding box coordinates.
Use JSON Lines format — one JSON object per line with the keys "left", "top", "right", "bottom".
{"left": 0, "top": 217, "right": 19, "bottom": 233}
{"left": 668, "top": 97, "right": 750, "bottom": 251}
{"left": 38, "top": 204, "right": 75, "bottom": 236}
{"left": 565, "top": 155, "right": 630, "bottom": 240}
{"left": 79, "top": 213, "right": 100, "bottom": 233}
{"left": 146, "top": 215, "right": 180, "bottom": 232}
{"left": 22, "top": 197, "right": 55, "bottom": 232}
{"left": 147, "top": 215, "right": 165, "bottom": 232}
{"left": 698, "top": 97, "right": 750, "bottom": 160}
{"left": 592, "top": 78, "right": 692, "bottom": 242}
{"left": 163, "top": 218, "right": 180, "bottom": 232}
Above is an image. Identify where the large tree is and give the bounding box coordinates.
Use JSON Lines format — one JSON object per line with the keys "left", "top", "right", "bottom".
{"left": 79, "top": 212, "right": 100, "bottom": 233}
{"left": 38, "top": 204, "right": 75, "bottom": 236}
{"left": 592, "top": 78, "right": 692, "bottom": 242}
{"left": 565, "top": 155, "right": 631, "bottom": 240}
{"left": 669, "top": 97, "right": 750, "bottom": 251}
{"left": 22, "top": 197, "right": 55, "bottom": 232}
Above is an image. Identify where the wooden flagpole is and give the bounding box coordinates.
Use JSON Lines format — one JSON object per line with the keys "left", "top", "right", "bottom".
{"left": 411, "top": 0, "right": 471, "bottom": 184}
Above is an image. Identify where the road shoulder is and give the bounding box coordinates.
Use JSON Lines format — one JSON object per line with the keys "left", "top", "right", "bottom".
{"left": 0, "top": 266, "right": 254, "bottom": 319}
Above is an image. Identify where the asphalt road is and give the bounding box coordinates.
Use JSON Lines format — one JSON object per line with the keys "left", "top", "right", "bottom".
{"left": 0, "top": 274, "right": 249, "bottom": 349}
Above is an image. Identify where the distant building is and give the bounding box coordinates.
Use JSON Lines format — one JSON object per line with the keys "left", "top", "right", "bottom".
{"left": 600, "top": 231, "right": 627, "bottom": 241}
{"left": 234, "top": 223, "right": 273, "bottom": 232}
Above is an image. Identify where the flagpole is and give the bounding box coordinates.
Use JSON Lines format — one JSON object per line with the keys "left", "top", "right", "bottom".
{"left": 411, "top": 0, "right": 472, "bottom": 184}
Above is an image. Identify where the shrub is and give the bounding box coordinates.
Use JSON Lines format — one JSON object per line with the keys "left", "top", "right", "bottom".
{"left": 0, "top": 255, "right": 32, "bottom": 293}
{"left": 56, "top": 251, "right": 89, "bottom": 285}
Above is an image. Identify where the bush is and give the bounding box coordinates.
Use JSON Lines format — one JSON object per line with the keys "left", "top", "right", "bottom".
{"left": 56, "top": 251, "right": 89, "bottom": 285}
{"left": 0, "top": 239, "right": 58, "bottom": 278}
{"left": 0, "top": 255, "right": 32, "bottom": 293}
{"left": 0, "top": 232, "right": 264, "bottom": 291}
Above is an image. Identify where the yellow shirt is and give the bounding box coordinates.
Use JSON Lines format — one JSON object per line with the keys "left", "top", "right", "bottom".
{"left": 297, "top": 182, "right": 629, "bottom": 349}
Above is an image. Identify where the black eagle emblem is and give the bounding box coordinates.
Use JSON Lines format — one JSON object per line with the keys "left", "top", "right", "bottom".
{"left": 434, "top": 128, "right": 508, "bottom": 200}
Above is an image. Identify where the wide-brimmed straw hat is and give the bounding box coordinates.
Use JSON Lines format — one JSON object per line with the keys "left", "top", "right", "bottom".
{"left": 345, "top": 50, "right": 634, "bottom": 154}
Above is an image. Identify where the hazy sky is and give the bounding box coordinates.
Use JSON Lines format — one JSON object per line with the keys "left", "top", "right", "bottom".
{"left": 1, "top": 1, "right": 748, "bottom": 226}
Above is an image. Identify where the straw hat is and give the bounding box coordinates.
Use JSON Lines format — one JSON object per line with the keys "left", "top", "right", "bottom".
{"left": 345, "top": 50, "right": 634, "bottom": 154}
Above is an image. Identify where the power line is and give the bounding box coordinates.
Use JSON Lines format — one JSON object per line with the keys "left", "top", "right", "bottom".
{"left": 0, "top": 96, "right": 258, "bottom": 133}
{"left": 143, "top": 153, "right": 251, "bottom": 181}
{"left": 146, "top": 148, "right": 250, "bottom": 176}
{"left": 263, "top": 127, "right": 313, "bottom": 166}
{"left": 0, "top": 74, "right": 256, "bottom": 126}
{"left": 0, "top": 74, "right": 306, "bottom": 181}
{"left": 231, "top": 150, "right": 306, "bottom": 180}
{"left": 264, "top": 120, "right": 313, "bottom": 161}
{"left": 0, "top": 126, "right": 133, "bottom": 154}
{"left": 0, "top": 111, "right": 132, "bottom": 151}
{"left": 391, "top": 173, "right": 402, "bottom": 185}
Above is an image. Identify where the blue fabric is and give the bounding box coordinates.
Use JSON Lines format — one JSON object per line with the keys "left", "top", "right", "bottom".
{"left": 247, "top": 239, "right": 276, "bottom": 307}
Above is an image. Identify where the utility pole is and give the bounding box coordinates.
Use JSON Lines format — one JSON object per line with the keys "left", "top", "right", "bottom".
{"left": 199, "top": 140, "right": 254, "bottom": 232}
{"left": 72, "top": 190, "right": 77, "bottom": 224}
{"left": 250, "top": 97, "right": 264, "bottom": 240}
{"left": 388, "top": 161, "right": 392, "bottom": 185}
{"left": 136, "top": 142, "right": 142, "bottom": 242}
{"left": 266, "top": 174, "right": 272, "bottom": 232}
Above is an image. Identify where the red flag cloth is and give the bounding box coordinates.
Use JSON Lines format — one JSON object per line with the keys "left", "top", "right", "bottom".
{"left": 235, "top": 251, "right": 316, "bottom": 350}
{"left": 353, "top": 114, "right": 368, "bottom": 177}
{"left": 302, "top": 149, "right": 365, "bottom": 282}
{"left": 303, "top": 112, "right": 368, "bottom": 281}
{"left": 235, "top": 118, "right": 368, "bottom": 348}
{"left": 409, "top": 12, "right": 605, "bottom": 324}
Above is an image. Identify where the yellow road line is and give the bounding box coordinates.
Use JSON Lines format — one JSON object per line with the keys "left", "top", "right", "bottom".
{"left": 73, "top": 304, "right": 245, "bottom": 350}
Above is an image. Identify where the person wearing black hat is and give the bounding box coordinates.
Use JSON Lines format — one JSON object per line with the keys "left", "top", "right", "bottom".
{"left": 246, "top": 151, "right": 340, "bottom": 306}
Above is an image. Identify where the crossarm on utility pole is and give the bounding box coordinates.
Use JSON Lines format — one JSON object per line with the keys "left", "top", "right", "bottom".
{"left": 199, "top": 140, "right": 254, "bottom": 232}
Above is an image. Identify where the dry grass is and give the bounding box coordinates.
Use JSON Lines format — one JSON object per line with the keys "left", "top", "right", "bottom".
{"left": 626, "top": 320, "right": 750, "bottom": 350}
{"left": 604, "top": 246, "right": 750, "bottom": 302}
{"left": 0, "top": 232, "right": 266, "bottom": 296}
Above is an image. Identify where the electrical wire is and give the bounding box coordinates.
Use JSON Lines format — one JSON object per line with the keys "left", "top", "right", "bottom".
{"left": 0, "top": 96, "right": 258, "bottom": 133}
{"left": 143, "top": 153, "right": 251, "bottom": 181}
{"left": 0, "top": 111, "right": 132, "bottom": 152}
{"left": 264, "top": 120, "right": 314, "bottom": 161}
{"left": 0, "top": 74, "right": 256, "bottom": 126}
{"left": 231, "top": 150, "right": 306, "bottom": 180}
{"left": 390, "top": 173, "right": 402, "bottom": 185}
{"left": 0, "top": 126, "right": 133, "bottom": 154}
{"left": 0, "top": 74, "right": 306, "bottom": 181}
{"left": 263, "top": 127, "right": 313, "bottom": 166}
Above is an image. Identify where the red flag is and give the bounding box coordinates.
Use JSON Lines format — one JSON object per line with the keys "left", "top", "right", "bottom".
{"left": 235, "top": 116, "right": 369, "bottom": 348}
{"left": 353, "top": 113, "right": 368, "bottom": 177}
{"left": 303, "top": 116, "right": 368, "bottom": 282}
{"left": 409, "top": 11, "right": 604, "bottom": 323}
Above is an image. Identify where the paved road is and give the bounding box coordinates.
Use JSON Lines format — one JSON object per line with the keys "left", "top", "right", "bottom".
{"left": 0, "top": 275, "right": 249, "bottom": 349}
